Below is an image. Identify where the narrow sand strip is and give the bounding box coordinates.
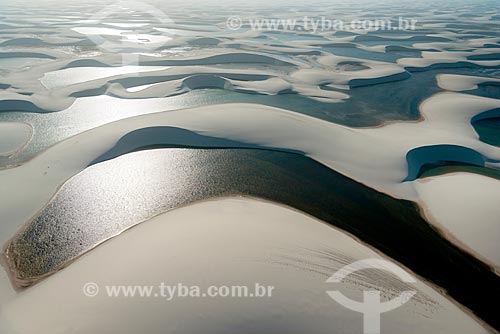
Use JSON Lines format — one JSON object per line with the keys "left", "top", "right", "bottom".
{"left": 0, "top": 198, "right": 490, "bottom": 334}
{"left": 415, "top": 172, "right": 500, "bottom": 270}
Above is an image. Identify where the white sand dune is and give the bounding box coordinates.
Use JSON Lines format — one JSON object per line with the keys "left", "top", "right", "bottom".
{"left": 398, "top": 50, "right": 500, "bottom": 71}
{"left": 0, "top": 198, "right": 490, "bottom": 334}
{"left": 437, "top": 74, "right": 500, "bottom": 91}
{"left": 295, "top": 54, "right": 410, "bottom": 88}
{"left": 40, "top": 66, "right": 170, "bottom": 90}
{"left": 415, "top": 173, "right": 500, "bottom": 268}
{"left": 0, "top": 47, "right": 418, "bottom": 111}
{"left": 1, "top": 50, "right": 352, "bottom": 109}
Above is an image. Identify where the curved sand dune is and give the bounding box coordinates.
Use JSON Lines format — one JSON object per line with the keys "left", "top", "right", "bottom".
{"left": 141, "top": 52, "right": 296, "bottom": 67}
{"left": 0, "top": 198, "right": 490, "bottom": 334}
{"left": 399, "top": 58, "right": 500, "bottom": 72}
{"left": 7, "top": 147, "right": 436, "bottom": 285}
{"left": 292, "top": 57, "right": 409, "bottom": 89}
{"left": 1, "top": 55, "right": 360, "bottom": 112}
{"left": 398, "top": 50, "right": 500, "bottom": 72}
{"left": 121, "top": 74, "right": 346, "bottom": 101}
{"left": 415, "top": 173, "right": 500, "bottom": 268}
{"left": 40, "top": 66, "right": 169, "bottom": 90}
